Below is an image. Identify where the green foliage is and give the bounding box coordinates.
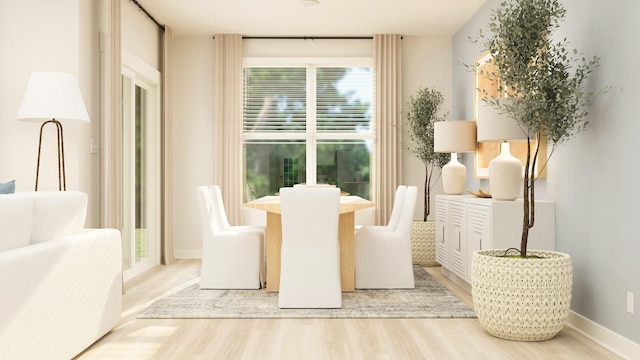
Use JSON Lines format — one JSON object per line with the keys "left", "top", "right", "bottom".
{"left": 406, "top": 87, "right": 449, "bottom": 169}
{"left": 406, "top": 87, "right": 450, "bottom": 219}
{"left": 477, "top": 0, "right": 598, "bottom": 146}
{"left": 472, "top": 0, "right": 602, "bottom": 257}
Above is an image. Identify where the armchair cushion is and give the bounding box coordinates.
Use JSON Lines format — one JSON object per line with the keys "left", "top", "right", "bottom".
{"left": 17, "top": 191, "right": 88, "bottom": 244}
{"left": 0, "top": 195, "right": 33, "bottom": 252}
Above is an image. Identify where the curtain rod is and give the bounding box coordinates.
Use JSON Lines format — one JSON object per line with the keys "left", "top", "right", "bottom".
{"left": 243, "top": 36, "right": 374, "bottom": 40}
{"left": 130, "top": 0, "right": 165, "bottom": 32}
{"left": 212, "top": 36, "right": 376, "bottom": 40}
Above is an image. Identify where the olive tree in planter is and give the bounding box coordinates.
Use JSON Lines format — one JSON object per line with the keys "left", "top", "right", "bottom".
{"left": 470, "top": 0, "right": 601, "bottom": 341}
{"left": 406, "top": 87, "right": 450, "bottom": 267}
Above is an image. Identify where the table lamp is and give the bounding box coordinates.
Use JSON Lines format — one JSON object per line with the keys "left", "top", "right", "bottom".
{"left": 16, "top": 72, "right": 90, "bottom": 191}
{"left": 476, "top": 99, "right": 528, "bottom": 200}
{"left": 433, "top": 120, "right": 477, "bottom": 195}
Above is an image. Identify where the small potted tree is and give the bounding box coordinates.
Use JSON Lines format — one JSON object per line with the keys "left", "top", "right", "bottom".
{"left": 406, "top": 87, "right": 450, "bottom": 266}
{"left": 470, "top": 0, "right": 602, "bottom": 341}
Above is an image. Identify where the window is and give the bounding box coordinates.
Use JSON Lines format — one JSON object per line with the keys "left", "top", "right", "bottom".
{"left": 243, "top": 59, "right": 373, "bottom": 199}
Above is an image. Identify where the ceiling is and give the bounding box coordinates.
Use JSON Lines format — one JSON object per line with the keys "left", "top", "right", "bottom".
{"left": 136, "top": 0, "right": 487, "bottom": 37}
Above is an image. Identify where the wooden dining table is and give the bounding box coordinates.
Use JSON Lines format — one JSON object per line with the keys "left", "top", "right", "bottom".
{"left": 244, "top": 195, "right": 375, "bottom": 292}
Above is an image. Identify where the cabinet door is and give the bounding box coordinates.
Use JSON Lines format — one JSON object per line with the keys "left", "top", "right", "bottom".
{"left": 449, "top": 201, "right": 467, "bottom": 280}
{"left": 435, "top": 198, "right": 449, "bottom": 267}
{"left": 467, "top": 204, "right": 491, "bottom": 281}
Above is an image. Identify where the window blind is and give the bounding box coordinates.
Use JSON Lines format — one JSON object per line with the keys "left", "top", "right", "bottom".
{"left": 316, "top": 67, "right": 373, "bottom": 133}
{"left": 243, "top": 67, "right": 306, "bottom": 133}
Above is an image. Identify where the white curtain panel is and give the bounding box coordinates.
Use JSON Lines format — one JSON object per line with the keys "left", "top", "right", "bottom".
{"left": 161, "top": 26, "right": 175, "bottom": 265}
{"left": 373, "top": 34, "right": 403, "bottom": 225}
{"left": 103, "top": 0, "right": 123, "bottom": 232}
{"left": 213, "top": 34, "right": 243, "bottom": 225}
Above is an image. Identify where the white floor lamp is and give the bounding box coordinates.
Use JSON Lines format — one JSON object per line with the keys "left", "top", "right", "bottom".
{"left": 16, "top": 72, "right": 90, "bottom": 191}
{"left": 433, "top": 120, "right": 477, "bottom": 195}
{"left": 476, "top": 99, "right": 528, "bottom": 201}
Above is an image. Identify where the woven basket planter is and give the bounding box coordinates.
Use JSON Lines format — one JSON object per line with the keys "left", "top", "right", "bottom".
{"left": 411, "top": 220, "right": 439, "bottom": 267}
{"left": 471, "top": 249, "right": 572, "bottom": 341}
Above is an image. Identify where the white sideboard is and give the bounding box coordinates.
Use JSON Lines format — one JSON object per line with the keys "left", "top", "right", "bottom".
{"left": 435, "top": 195, "right": 555, "bottom": 292}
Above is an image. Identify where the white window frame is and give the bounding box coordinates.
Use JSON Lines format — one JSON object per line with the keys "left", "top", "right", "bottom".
{"left": 242, "top": 57, "right": 374, "bottom": 186}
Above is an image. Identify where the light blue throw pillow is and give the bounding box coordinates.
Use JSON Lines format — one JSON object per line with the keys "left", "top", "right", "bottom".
{"left": 0, "top": 180, "right": 16, "bottom": 194}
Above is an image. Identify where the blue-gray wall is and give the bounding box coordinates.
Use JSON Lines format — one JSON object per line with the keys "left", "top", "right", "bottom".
{"left": 453, "top": 0, "right": 640, "bottom": 345}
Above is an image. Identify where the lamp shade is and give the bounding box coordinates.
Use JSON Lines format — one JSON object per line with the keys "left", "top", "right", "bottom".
{"left": 16, "top": 72, "right": 90, "bottom": 124}
{"left": 476, "top": 99, "right": 526, "bottom": 142}
{"left": 434, "top": 120, "right": 477, "bottom": 153}
{"left": 434, "top": 120, "right": 477, "bottom": 195}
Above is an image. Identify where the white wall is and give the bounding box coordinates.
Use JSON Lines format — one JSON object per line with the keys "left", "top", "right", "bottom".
{"left": 171, "top": 36, "right": 216, "bottom": 258}
{"left": 401, "top": 36, "right": 452, "bottom": 221}
{"left": 0, "top": 0, "right": 85, "bottom": 195}
{"left": 0, "top": 0, "right": 162, "bottom": 230}
{"left": 79, "top": 0, "right": 103, "bottom": 226}
{"left": 453, "top": 0, "right": 640, "bottom": 346}
{"left": 170, "top": 36, "right": 452, "bottom": 257}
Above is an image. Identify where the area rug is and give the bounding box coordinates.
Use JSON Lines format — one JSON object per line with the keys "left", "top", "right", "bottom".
{"left": 137, "top": 265, "right": 476, "bottom": 319}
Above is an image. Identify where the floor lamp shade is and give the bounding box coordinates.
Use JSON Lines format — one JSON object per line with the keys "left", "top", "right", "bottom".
{"left": 434, "top": 120, "right": 477, "bottom": 195}
{"left": 16, "top": 72, "right": 90, "bottom": 190}
{"left": 17, "top": 72, "right": 90, "bottom": 123}
{"left": 476, "top": 100, "right": 527, "bottom": 200}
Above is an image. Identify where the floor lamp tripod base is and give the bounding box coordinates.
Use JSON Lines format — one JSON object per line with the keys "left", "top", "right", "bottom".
{"left": 35, "top": 119, "right": 66, "bottom": 191}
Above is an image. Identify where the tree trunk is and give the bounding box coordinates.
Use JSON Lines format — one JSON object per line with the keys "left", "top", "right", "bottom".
{"left": 521, "top": 135, "right": 541, "bottom": 258}
{"left": 424, "top": 164, "right": 431, "bottom": 221}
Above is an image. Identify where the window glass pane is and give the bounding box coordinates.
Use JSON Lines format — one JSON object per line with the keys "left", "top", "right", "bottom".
{"left": 134, "top": 85, "right": 147, "bottom": 263}
{"left": 244, "top": 140, "right": 306, "bottom": 199}
{"left": 317, "top": 139, "right": 371, "bottom": 199}
{"left": 243, "top": 67, "right": 306, "bottom": 133}
{"left": 317, "top": 67, "right": 372, "bottom": 133}
{"left": 121, "top": 74, "right": 132, "bottom": 271}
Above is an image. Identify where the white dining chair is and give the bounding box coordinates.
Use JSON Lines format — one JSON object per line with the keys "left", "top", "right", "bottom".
{"left": 278, "top": 186, "right": 342, "bottom": 308}
{"left": 357, "top": 185, "right": 406, "bottom": 231}
{"left": 354, "top": 185, "right": 417, "bottom": 289}
{"left": 215, "top": 184, "right": 267, "bottom": 279}
{"left": 210, "top": 185, "right": 267, "bottom": 236}
{"left": 196, "top": 185, "right": 265, "bottom": 289}
{"left": 292, "top": 183, "right": 335, "bottom": 188}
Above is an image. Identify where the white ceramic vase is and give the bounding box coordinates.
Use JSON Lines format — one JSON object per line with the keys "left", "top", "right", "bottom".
{"left": 489, "top": 142, "right": 522, "bottom": 200}
{"left": 442, "top": 153, "right": 466, "bottom": 195}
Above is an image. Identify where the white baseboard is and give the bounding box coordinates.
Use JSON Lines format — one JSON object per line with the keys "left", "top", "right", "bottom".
{"left": 440, "top": 267, "right": 472, "bottom": 293}
{"left": 566, "top": 311, "right": 640, "bottom": 360}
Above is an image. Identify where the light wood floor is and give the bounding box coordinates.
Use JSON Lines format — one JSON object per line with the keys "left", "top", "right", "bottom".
{"left": 76, "top": 259, "right": 621, "bottom": 360}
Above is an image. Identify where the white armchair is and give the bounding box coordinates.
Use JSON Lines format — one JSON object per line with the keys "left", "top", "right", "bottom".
{"left": 354, "top": 185, "right": 417, "bottom": 289}
{"left": 278, "top": 187, "right": 342, "bottom": 308}
{"left": 196, "top": 185, "right": 265, "bottom": 289}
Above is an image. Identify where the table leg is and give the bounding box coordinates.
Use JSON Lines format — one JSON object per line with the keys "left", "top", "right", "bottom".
{"left": 338, "top": 212, "right": 355, "bottom": 292}
{"left": 266, "top": 212, "right": 282, "bottom": 292}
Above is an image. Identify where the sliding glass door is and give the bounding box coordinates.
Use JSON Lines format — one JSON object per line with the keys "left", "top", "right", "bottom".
{"left": 122, "top": 50, "right": 161, "bottom": 280}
